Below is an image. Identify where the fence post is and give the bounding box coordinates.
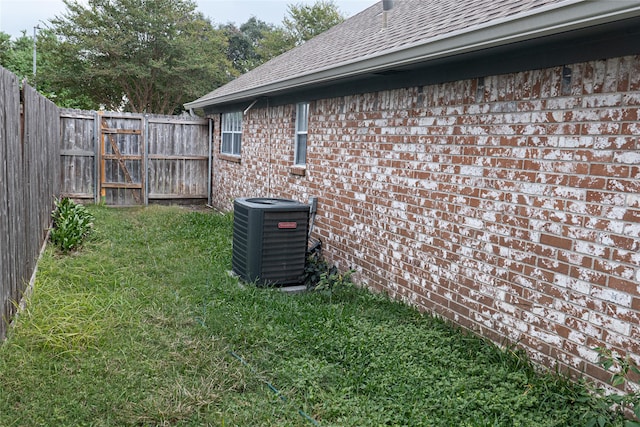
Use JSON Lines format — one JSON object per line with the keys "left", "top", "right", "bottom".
{"left": 144, "top": 114, "right": 149, "bottom": 206}
{"left": 93, "top": 111, "right": 100, "bottom": 204}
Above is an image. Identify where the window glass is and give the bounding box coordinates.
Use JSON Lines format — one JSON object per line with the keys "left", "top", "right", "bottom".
{"left": 221, "top": 112, "right": 242, "bottom": 155}
{"left": 294, "top": 103, "right": 309, "bottom": 165}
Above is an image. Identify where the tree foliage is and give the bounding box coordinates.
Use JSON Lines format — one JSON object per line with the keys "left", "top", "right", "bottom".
{"left": 0, "top": 32, "right": 10, "bottom": 66}
{"left": 49, "top": 0, "right": 232, "bottom": 114}
{"left": 220, "top": 0, "right": 345, "bottom": 76}
{"left": 220, "top": 17, "right": 275, "bottom": 74}
{"left": 1, "top": 0, "right": 346, "bottom": 112}
{"left": 36, "top": 28, "right": 96, "bottom": 109}
{"left": 224, "top": 1, "right": 345, "bottom": 73}
{"left": 284, "top": 1, "right": 344, "bottom": 45}
{"left": 0, "top": 31, "right": 33, "bottom": 81}
{"left": 0, "top": 29, "right": 92, "bottom": 108}
{"left": 256, "top": 1, "right": 344, "bottom": 64}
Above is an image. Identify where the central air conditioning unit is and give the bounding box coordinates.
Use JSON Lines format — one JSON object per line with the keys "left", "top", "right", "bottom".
{"left": 232, "top": 197, "right": 309, "bottom": 286}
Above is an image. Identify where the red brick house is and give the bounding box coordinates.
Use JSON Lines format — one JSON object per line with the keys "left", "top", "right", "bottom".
{"left": 186, "top": 0, "right": 640, "bottom": 389}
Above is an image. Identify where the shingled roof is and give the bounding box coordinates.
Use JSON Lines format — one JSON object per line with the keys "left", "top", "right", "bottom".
{"left": 185, "top": 0, "right": 640, "bottom": 110}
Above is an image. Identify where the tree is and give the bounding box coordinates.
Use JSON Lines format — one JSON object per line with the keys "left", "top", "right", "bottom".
{"left": 256, "top": 1, "right": 344, "bottom": 64}
{"left": 221, "top": 17, "right": 274, "bottom": 74}
{"left": 49, "top": 0, "right": 233, "bottom": 114}
{"left": 255, "top": 27, "right": 296, "bottom": 62}
{"left": 0, "top": 31, "right": 33, "bottom": 81}
{"left": 283, "top": 1, "right": 344, "bottom": 46}
{"left": 37, "top": 28, "right": 96, "bottom": 109}
{"left": 218, "top": 1, "right": 346, "bottom": 75}
{"left": 0, "top": 29, "right": 91, "bottom": 108}
{"left": 0, "top": 32, "right": 15, "bottom": 71}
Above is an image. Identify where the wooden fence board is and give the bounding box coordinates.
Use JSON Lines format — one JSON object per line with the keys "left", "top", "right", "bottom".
{"left": 0, "top": 67, "right": 19, "bottom": 340}
{"left": 3, "top": 68, "right": 23, "bottom": 341}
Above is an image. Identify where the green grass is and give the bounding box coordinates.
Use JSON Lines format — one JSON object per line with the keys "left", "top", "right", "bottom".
{"left": 0, "top": 205, "right": 624, "bottom": 426}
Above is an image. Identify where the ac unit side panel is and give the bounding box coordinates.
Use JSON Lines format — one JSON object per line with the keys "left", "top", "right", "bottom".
{"left": 231, "top": 204, "right": 246, "bottom": 262}
{"left": 232, "top": 200, "right": 263, "bottom": 281}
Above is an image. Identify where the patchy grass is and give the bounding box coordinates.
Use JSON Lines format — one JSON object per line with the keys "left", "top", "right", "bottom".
{"left": 0, "top": 205, "right": 625, "bottom": 426}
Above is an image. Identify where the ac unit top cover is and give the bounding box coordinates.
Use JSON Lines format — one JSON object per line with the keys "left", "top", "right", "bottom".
{"left": 235, "top": 197, "right": 309, "bottom": 212}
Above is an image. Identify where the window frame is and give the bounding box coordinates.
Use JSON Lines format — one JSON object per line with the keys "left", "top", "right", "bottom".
{"left": 294, "top": 102, "right": 309, "bottom": 166}
{"left": 221, "top": 111, "right": 242, "bottom": 156}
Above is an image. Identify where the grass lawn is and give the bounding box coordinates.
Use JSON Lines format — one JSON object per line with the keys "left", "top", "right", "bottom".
{"left": 0, "top": 205, "right": 625, "bottom": 426}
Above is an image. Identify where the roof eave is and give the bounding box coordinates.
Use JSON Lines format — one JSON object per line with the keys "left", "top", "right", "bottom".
{"left": 184, "top": 0, "right": 640, "bottom": 110}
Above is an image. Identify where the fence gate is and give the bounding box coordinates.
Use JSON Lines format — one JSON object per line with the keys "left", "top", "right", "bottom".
{"left": 99, "top": 113, "right": 144, "bottom": 205}
{"left": 61, "top": 109, "right": 212, "bottom": 206}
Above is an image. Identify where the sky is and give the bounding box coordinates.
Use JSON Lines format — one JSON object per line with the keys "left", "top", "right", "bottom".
{"left": 0, "top": 0, "right": 378, "bottom": 39}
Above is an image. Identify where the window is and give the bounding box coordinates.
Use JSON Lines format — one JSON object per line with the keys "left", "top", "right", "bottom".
{"left": 294, "top": 102, "right": 309, "bottom": 165}
{"left": 221, "top": 111, "right": 242, "bottom": 155}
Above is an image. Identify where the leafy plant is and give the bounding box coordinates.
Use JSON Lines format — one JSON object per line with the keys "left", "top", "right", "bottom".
{"left": 587, "top": 347, "right": 640, "bottom": 427}
{"left": 50, "top": 197, "right": 94, "bottom": 253}
{"left": 303, "top": 239, "right": 354, "bottom": 292}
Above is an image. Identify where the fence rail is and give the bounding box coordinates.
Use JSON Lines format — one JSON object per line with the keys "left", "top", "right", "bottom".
{"left": 0, "top": 66, "right": 60, "bottom": 340}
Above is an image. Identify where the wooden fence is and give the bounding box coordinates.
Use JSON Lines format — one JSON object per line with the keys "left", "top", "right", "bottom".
{"left": 0, "top": 66, "right": 60, "bottom": 341}
{"left": 1, "top": 75, "right": 210, "bottom": 339}
{"left": 60, "top": 109, "right": 212, "bottom": 206}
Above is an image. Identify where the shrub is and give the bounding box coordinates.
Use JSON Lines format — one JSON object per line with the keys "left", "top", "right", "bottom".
{"left": 50, "top": 197, "right": 94, "bottom": 253}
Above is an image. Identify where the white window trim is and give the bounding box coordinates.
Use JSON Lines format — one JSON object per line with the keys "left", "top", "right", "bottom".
{"left": 221, "top": 111, "right": 242, "bottom": 156}
{"left": 294, "top": 102, "right": 309, "bottom": 166}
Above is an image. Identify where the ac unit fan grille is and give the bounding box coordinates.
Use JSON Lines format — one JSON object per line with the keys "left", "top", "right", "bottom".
{"left": 260, "top": 211, "right": 308, "bottom": 283}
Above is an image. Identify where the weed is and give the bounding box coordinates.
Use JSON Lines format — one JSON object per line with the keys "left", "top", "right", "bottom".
{"left": 584, "top": 347, "right": 640, "bottom": 427}
{"left": 304, "top": 240, "right": 354, "bottom": 294}
{"left": 49, "top": 197, "right": 94, "bottom": 252}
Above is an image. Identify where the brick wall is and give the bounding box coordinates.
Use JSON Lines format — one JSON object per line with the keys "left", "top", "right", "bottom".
{"left": 210, "top": 55, "right": 640, "bottom": 389}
